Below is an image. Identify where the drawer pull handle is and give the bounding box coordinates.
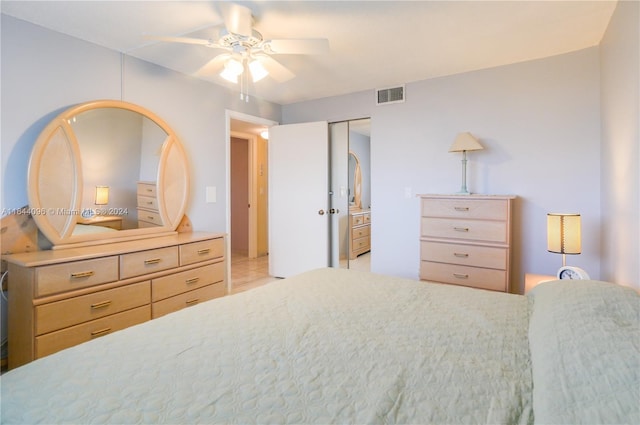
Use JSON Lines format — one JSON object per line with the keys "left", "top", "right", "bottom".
{"left": 70, "top": 271, "right": 95, "bottom": 279}
{"left": 454, "top": 207, "right": 469, "bottom": 211}
{"left": 144, "top": 258, "right": 161, "bottom": 265}
{"left": 91, "top": 328, "right": 111, "bottom": 338}
{"left": 454, "top": 253, "right": 469, "bottom": 258}
{"left": 185, "top": 277, "right": 200, "bottom": 285}
{"left": 453, "top": 273, "right": 469, "bottom": 279}
{"left": 453, "top": 227, "right": 469, "bottom": 232}
{"left": 146, "top": 201, "right": 154, "bottom": 205}
{"left": 91, "top": 300, "right": 112, "bottom": 309}
{"left": 185, "top": 298, "right": 199, "bottom": 306}
{"left": 147, "top": 216, "right": 155, "bottom": 220}
{"left": 197, "top": 248, "right": 211, "bottom": 255}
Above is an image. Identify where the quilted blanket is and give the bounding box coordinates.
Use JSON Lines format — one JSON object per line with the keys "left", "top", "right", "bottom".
{"left": 1, "top": 268, "right": 534, "bottom": 424}
{"left": 528, "top": 280, "right": 640, "bottom": 424}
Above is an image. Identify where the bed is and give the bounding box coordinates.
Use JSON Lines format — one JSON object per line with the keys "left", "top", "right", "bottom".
{"left": 1, "top": 268, "right": 638, "bottom": 424}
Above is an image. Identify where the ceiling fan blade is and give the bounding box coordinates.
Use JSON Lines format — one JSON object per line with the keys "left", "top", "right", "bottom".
{"left": 221, "top": 2, "right": 253, "bottom": 37}
{"left": 146, "top": 35, "right": 213, "bottom": 46}
{"left": 266, "top": 39, "right": 330, "bottom": 55}
{"left": 255, "top": 55, "right": 295, "bottom": 82}
{"left": 195, "top": 54, "right": 230, "bottom": 77}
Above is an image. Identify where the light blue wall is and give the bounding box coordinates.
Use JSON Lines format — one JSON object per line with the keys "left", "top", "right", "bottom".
{"left": 1, "top": 15, "right": 281, "bottom": 234}
{"left": 600, "top": 0, "right": 640, "bottom": 288}
{"left": 284, "top": 48, "right": 603, "bottom": 292}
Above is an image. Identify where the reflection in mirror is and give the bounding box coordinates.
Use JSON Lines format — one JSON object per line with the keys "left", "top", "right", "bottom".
{"left": 348, "top": 151, "right": 362, "bottom": 209}
{"left": 27, "top": 100, "right": 189, "bottom": 248}
{"left": 70, "top": 108, "right": 167, "bottom": 230}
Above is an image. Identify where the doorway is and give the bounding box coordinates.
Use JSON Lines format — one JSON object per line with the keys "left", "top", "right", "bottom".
{"left": 227, "top": 111, "right": 277, "bottom": 293}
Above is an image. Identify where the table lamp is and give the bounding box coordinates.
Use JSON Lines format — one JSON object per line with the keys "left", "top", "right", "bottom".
{"left": 547, "top": 212, "right": 590, "bottom": 279}
{"left": 449, "top": 132, "right": 483, "bottom": 194}
{"left": 95, "top": 186, "right": 110, "bottom": 205}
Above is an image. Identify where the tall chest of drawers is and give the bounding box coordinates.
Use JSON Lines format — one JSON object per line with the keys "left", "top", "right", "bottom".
{"left": 3, "top": 232, "right": 226, "bottom": 369}
{"left": 419, "top": 195, "right": 515, "bottom": 292}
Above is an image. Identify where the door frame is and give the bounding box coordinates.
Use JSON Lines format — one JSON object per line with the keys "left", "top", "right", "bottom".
{"left": 225, "top": 111, "right": 278, "bottom": 289}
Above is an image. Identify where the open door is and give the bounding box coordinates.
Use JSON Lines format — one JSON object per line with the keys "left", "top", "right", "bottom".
{"left": 268, "top": 121, "right": 329, "bottom": 278}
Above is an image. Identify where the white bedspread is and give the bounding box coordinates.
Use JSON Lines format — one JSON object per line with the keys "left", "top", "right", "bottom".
{"left": 1, "top": 268, "right": 533, "bottom": 424}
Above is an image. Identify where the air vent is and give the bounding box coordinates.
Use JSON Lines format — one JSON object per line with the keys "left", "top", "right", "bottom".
{"left": 376, "top": 85, "right": 405, "bottom": 105}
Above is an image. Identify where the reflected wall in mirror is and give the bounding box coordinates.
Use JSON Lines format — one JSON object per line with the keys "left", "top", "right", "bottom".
{"left": 28, "top": 100, "right": 189, "bottom": 248}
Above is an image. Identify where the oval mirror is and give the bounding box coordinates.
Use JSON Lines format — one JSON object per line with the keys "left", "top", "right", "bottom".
{"left": 28, "top": 100, "right": 189, "bottom": 248}
{"left": 348, "top": 151, "right": 362, "bottom": 210}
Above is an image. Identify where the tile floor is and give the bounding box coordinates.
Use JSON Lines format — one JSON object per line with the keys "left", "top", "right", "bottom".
{"left": 229, "top": 251, "right": 371, "bottom": 294}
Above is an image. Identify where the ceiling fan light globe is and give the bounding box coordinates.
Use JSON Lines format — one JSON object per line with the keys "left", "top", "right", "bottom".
{"left": 249, "top": 60, "right": 269, "bottom": 82}
{"left": 220, "top": 68, "right": 239, "bottom": 83}
{"left": 224, "top": 58, "right": 244, "bottom": 75}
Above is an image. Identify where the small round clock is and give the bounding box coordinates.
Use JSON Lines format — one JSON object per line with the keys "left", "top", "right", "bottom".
{"left": 81, "top": 208, "right": 95, "bottom": 219}
{"left": 557, "top": 266, "right": 590, "bottom": 280}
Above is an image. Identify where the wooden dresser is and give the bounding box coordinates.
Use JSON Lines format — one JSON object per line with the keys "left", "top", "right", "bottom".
{"left": 349, "top": 209, "right": 371, "bottom": 259}
{"left": 419, "top": 195, "right": 515, "bottom": 292}
{"left": 3, "top": 232, "right": 226, "bottom": 369}
{"left": 137, "top": 181, "right": 162, "bottom": 227}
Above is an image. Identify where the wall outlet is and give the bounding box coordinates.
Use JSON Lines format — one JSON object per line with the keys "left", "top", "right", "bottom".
{"left": 404, "top": 187, "right": 412, "bottom": 198}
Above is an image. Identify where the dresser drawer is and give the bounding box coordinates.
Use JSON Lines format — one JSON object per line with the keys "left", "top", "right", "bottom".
{"left": 137, "top": 209, "right": 162, "bottom": 226}
{"left": 152, "top": 263, "right": 224, "bottom": 302}
{"left": 180, "top": 238, "right": 225, "bottom": 266}
{"left": 35, "top": 281, "right": 150, "bottom": 335}
{"left": 137, "top": 182, "right": 157, "bottom": 197}
{"left": 421, "top": 198, "right": 508, "bottom": 220}
{"left": 35, "top": 305, "right": 150, "bottom": 359}
{"left": 420, "top": 241, "right": 507, "bottom": 270}
{"left": 352, "top": 213, "right": 370, "bottom": 226}
{"left": 351, "top": 225, "right": 370, "bottom": 239}
{"left": 137, "top": 195, "right": 159, "bottom": 211}
{"left": 35, "top": 256, "right": 119, "bottom": 297}
{"left": 352, "top": 235, "right": 370, "bottom": 251}
{"left": 120, "top": 246, "right": 179, "bottom": 279}
{"left": 420, "top": 261, "right": 507, "bottom": 292}
{"left": 152, "top": 282, "right": 226, "bottom": 319}
{"left": 421, "top": 217, "right": 508, "bottom": 243}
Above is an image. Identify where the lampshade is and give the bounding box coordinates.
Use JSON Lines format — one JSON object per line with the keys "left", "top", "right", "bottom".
{"left": 249, "top": 59, "right": 268, "bottom": 82}
{"left": 449, "top": 132, "right": 484, "bottom": 153}
{"left": 220, "top": 58, "right": 244, "bottom": 83}
{"left": 95, "top": 186, "right": 109, "bottom": 205}
{"left": 547, "top": 213, "right": 581, "bottom": 254}
{"left": 220, "top": 57, "right": 270, "bottom": 84}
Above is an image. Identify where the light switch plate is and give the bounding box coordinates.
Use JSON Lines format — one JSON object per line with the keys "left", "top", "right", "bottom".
{"left": 206, "top": 186, "right": 216, "bottom": 203}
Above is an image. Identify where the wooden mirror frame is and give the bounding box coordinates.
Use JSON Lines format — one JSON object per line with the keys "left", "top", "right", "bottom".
{"left": 28, "top": 100, "right": 189, "bottom": 249}
{"left": 349, "top": 150, "right": 362, "bottom": 210}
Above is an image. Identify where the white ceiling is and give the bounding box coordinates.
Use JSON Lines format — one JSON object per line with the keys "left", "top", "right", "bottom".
{"left": 2, "top": 1, "right": 617, "bottom": 105}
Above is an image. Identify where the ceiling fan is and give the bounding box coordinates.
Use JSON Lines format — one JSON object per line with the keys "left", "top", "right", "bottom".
{"left": 149, "top": 3, "right": 329, "bottom": 84}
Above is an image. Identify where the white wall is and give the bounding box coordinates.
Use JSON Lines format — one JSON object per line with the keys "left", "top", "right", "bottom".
{"left": 1, "top": 15, "right": 281, "bottom": 235}
{"left": 600, "top": 0, "right": 640, "bottom": 289}
{"left": 284, "top": 48, "right": 603, "bottom": 293}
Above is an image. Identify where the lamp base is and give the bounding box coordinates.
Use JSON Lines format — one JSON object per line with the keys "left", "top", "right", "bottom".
{"left": 455, "top": 189, "right": 472, "bottom": 195}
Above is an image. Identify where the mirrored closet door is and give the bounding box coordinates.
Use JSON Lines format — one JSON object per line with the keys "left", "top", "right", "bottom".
{"left": 329, "top": 118, "right": 371, "bottom": 270}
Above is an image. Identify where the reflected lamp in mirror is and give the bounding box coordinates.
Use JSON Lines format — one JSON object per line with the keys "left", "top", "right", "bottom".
{"left": 94, "top": 186, "right": 110, "bottom": 205}
{"left": 449, "top": 132, "right": 483, "bottom": 195}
